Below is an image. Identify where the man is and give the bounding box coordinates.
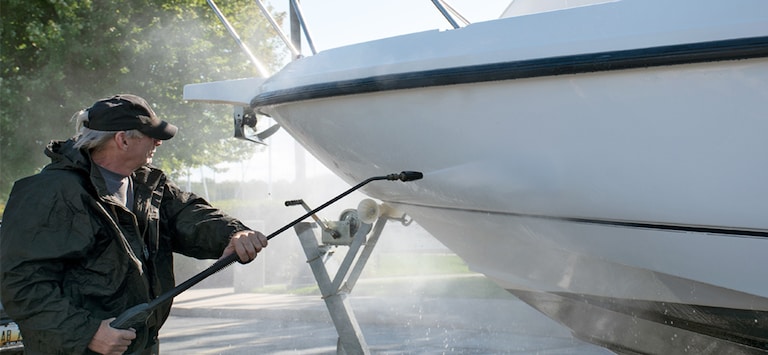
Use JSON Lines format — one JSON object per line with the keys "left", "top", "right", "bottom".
{"left": 0, "top": 94, "right": 268, "bottom": 354}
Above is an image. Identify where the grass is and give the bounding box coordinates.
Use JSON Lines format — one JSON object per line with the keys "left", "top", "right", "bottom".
{"left": 351, "top": 275, "right": 513, "bottom": 299}
{"left": 363, "top": 253, "right": 471, "bottom": 277}
{"left": 250, "top": 253, "right": 513, "bottom": 300}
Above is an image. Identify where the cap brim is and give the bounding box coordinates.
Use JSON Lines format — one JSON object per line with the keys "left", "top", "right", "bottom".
{"left": 141, "top": 121, "right": 178, "bottom": 140}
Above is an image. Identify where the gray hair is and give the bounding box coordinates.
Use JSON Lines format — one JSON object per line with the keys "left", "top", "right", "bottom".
{"left": 71, "top": 109, "right": 145, "bottom": 150}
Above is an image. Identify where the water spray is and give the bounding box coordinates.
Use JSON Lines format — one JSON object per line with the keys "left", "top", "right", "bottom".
{"left": 110, "top": 171, "right": 423, "bottom": 330}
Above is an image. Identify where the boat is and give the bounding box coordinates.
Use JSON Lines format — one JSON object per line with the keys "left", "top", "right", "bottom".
{"left": 184, "top": 0, "right": 768, "bottom": 353}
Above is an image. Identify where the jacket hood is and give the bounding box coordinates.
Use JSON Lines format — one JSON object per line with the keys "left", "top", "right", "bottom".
{"left": 44, "top": 139, "right": 92, "bottom": 174}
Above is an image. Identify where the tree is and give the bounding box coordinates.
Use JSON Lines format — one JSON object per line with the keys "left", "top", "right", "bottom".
{"left": 0, "top": 0, "right": 286, "bottom": 203}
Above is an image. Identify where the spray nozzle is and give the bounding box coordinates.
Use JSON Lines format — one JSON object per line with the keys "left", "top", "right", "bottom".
{"left": 387, "top": 171, "right": 424, "bottom": 182}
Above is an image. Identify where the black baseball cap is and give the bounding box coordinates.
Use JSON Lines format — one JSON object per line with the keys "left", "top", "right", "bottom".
{"left": 85, "top": 94, "right": 178, "bottom": 140}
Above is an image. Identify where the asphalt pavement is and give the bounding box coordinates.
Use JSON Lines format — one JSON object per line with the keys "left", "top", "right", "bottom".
{"left": 160, "top": 287, "right": 615, "bottom": 354}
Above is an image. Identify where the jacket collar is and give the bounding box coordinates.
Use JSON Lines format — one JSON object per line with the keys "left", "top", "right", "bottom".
{"left": 44, "top": 139, "right": 166, "bottom": 203}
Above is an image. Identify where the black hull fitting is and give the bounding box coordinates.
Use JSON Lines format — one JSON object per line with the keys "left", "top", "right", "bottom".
{"left": 508, "top": 290, "right": 768, "bottom": 354}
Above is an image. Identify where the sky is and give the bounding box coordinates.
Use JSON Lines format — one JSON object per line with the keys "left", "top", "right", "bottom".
{"left": 190, "top": 0, "right": 511, "bottom": 185}
{"left": 281, "top": 1, "right": 510, "bottom": 50}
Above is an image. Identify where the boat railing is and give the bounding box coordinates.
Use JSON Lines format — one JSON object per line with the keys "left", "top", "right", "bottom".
{"left": 285, "top": 0, "right": 317, "bottom": 55}
{"left": 206, "top": 0, "right": 472, "bottom": 76}
{"left": 206, "top": 0, "right": 270, "bottom": 77}
{"left": 253, "top": 0, "right": 300, "bottom": 58}
{"left": 430, "top": 0, "right": 470, "bottom": 29}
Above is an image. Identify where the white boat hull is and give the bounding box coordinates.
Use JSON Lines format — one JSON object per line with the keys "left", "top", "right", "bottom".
{"left": 261, "top": 58, "right": 768, "bottom": 303}
{"left": 255, "top": 58, "right": 768, "bottom": 353}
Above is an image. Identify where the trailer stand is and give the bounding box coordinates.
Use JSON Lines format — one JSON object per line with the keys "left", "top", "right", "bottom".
{"left": 293, "top": 208, "right": 393, "bottom": 355}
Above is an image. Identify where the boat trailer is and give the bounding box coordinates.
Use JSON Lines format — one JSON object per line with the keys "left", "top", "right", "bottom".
{"left": 288, "top": 198, "right": 412, "bottom": 355}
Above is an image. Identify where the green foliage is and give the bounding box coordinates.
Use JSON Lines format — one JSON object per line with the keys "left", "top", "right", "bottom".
{"left": 0, "top": 0, "right": 286, "bottom": 201}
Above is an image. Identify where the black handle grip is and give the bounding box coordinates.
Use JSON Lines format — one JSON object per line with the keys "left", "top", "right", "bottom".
{"left": 110, "top": 303, "right": 151, "bottom": 329}
{"left": 284, "top": 199, "right": 304, "bottom": 206}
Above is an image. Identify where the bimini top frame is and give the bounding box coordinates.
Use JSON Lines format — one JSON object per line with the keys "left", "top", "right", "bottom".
{"left": 206, "top": 0, "right": 471, "bottom": 74}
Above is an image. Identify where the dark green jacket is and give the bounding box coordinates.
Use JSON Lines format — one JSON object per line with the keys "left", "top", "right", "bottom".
{"left": 0, "top": 139, "right": 249, "bottom": 354}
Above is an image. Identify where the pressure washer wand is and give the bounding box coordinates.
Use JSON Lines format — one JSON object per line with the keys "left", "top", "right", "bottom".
{"left": 110, "top": 171, "right": 423, "bottom": 330}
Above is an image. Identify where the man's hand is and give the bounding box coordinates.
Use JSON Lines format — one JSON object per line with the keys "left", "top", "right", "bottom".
{"left": 221, "top": 230, "right": 268, "bottom": 263}
{"left": 88, "top": 318, "right": 136, "bottom": 355}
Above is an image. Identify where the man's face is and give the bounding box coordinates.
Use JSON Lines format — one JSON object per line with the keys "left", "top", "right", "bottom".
{"left": 126, "top": 133, "right": 162, "bottom": 169}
